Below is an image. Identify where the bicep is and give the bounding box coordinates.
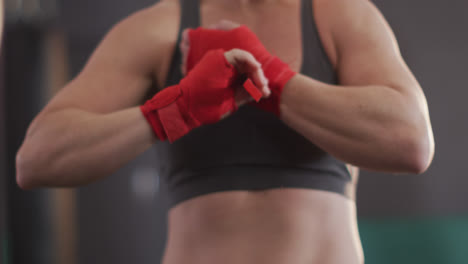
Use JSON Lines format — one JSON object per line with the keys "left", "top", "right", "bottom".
{"left": 44, "top": 9, "right": 161, "bottom": 115}
{"left": 331, "top": 0, "right": 422, "bottom": 97}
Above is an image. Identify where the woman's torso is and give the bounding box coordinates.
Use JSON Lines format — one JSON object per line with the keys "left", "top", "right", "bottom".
{"left": 150, "top": 0, "right": 363, "bottom": 263}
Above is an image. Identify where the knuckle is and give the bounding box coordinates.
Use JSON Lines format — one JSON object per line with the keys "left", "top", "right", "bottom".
{"left": 246, "top": 52, "right": 256, "bottom": 60}
{"left": 230, "top": 48, "right": 242, "bottom": 53}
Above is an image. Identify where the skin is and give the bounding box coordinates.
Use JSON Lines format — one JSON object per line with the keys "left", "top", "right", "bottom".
{"left": 15, "top": 0, "right": 434, "bottom": 263}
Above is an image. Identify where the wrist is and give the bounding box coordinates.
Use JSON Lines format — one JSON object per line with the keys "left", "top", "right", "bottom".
{"left": 140, "top": 104, "right": 167, "bottom": 141}
{"left": 140, "top": 85, "right": 200, "bottom": 143}
{"left": 277, "top": 74, "right": 300, "bottom": 119}
{"left": 249, "top": 56, "right": 296, "bottom": 117}
{"left": 141, "top": 49, "right": 238, "bottom": 143}
{"left": 262, "top": 56, "right": 296, "bottom": 96}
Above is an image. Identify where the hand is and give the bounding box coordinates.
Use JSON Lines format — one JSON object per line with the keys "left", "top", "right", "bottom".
{"left": 223, "top": 48, "right": 271, "bottom": 108}
{"left": 180, "top": 20, "right": 242, "bottom": 76}
{"left": 141, "top": 49, "right": 269, "bottom": 142}
{"left": 180, "top": 20, "right": 296, "bottom": 117}
{"left": 181, "top": 25, "right": 270, "bottom": 106}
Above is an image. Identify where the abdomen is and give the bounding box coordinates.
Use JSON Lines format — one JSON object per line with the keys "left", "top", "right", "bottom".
{"left": 162, "top": 188, "right": 364, "bottom": 264}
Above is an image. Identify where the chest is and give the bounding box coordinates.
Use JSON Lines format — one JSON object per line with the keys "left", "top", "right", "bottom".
{"left": 156, "top": 2, "right": 305, "bottom": 89}
{"left": 202, "top": 3, "right": 303, "bottom": 70}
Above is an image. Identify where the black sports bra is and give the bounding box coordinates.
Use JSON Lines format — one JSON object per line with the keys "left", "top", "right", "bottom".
{"left": 155, "top": 0, "right": 353, "bottom": 207}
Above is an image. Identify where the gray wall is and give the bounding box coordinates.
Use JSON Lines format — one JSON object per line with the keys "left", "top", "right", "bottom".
{"left": 4, "top": 24, "right": 56, "bottom": 264}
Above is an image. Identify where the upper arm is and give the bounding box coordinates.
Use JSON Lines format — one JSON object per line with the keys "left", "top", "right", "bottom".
{"left": 314, "top": 0, "right": 434, "bottom": 163}
{"left": 43, "top": 4, "right": 177, "bottom": 114}
{"left": 316, "top": 0, "right": 423, "bottom": 98}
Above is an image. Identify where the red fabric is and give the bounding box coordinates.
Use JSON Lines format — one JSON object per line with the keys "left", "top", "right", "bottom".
{"left": 187, "top": 26, "right": 270, "bottom": 71}
{"left": 186, "top": 25, "right": 296, "bottom": 116}
{"left": 256, "top": 57, "right": 297, "bottom": 116}
{"left": 158, "top": 102, "right": 192, "bottom": 142}
{"left": 140, "top": 104, "right": 167, "bottom": 141}
{"left": 141, "top": 49, "right": 239, "bottom": 142}
{"left": 243, "top": 79, "right": 262, "bottom": 102}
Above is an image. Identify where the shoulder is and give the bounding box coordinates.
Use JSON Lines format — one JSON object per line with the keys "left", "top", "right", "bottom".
{"left": 96, "top": 0, "right": 181, "bottom": 83}
{"left": 312, "top": 0, "right": 389, "bottom": 67}
{"left": 107, "top": 0, "right": 180, "bottom": 48}
{"left": 313, "top": 0, "right": 384, "bottom": 30}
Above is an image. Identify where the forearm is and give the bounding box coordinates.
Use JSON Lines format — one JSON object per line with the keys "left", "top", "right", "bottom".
{"left": 280, "top": 74, "right": 433, "bottom": 173}
{"left": 16, "top": 107, "right": 156, "bottom": 189}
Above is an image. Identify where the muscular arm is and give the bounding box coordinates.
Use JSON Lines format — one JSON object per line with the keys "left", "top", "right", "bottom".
{"left": 280, "top": 0, "right": 434, "bottom": 173}
{"left": 15, "top": 5, "right": 175, "bottom": 189}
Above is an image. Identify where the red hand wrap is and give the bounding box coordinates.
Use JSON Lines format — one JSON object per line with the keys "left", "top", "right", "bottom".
{"left": 141, "top": 49, "right": 238, "bottom": 142}
{"left": 187, "top": 25, "right": 296, "bottom": 116}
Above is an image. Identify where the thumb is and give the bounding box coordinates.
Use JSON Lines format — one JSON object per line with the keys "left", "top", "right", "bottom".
{"left": 209, "top": 20, "right": 241, "bottom": 30}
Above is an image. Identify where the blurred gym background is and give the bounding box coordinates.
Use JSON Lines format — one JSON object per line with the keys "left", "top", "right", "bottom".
{"left": 1, "top": 0, "right": 467, "bottom": 263}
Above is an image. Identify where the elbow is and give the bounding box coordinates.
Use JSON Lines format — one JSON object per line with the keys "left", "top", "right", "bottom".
{"left": 403, "top": 146, "right": 432, "bottom": 175}
{"left": 16, "top": 148, "right": 36, "bottom": 190}
{"left": 15, "top": 142, "right": 50, "bottom": 190}
{"left": 399, "top": 129, "right": 435, "bottom": 175}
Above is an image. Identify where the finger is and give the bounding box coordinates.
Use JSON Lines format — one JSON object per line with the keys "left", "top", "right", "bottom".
{"left": 180, "top": 40, "right": 189, "bottom": 58}
{"left": 180, "top": 44, "right": 188, "bottom": 76}
{"left": 180, "top": 29, "right": 190, "bottom": 53}
{"left": 219, "top": 20, "right": 241, "bottom": 30}
{"left": 179, "top": 29, "right": 191, "bottom": 75}
{"left": 182, "top": 29, "right": 190, "bottom": 42}
{"left": 211, "top": 20, "right": 241, "bottom": 31}
{"left": 207, "top": 23, "right": 222, "bottom": 29}
{"left": 232, "top": 51, "right": 270, "bottom": 97}
{"left": 225, "top": 49, "right": 270, "bottom": 99}
{"left": 247, "top": 67, "right": 270, "bottom": 98}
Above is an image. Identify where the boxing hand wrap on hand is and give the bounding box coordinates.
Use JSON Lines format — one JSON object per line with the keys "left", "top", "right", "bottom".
{"left": 141, "top": 49, "right": 238, "bottom": 143}
{"left": 187, "top": 25, "right": 296, "bottom": 116}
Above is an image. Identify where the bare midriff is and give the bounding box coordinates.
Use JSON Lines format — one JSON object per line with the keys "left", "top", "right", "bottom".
{"left": 162, "top": 189, "right": 363, "bottom": 264}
